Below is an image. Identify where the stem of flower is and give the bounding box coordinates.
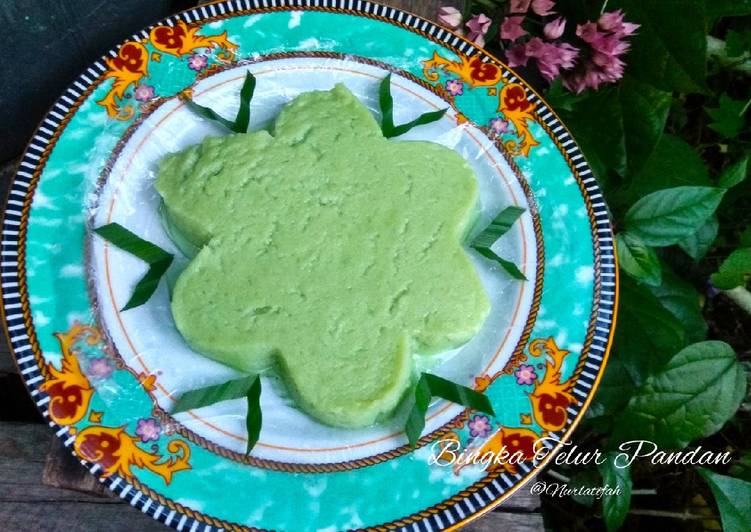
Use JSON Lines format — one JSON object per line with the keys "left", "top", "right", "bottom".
{"left": 600, "top": 0, "right": 610, "bottom": 14}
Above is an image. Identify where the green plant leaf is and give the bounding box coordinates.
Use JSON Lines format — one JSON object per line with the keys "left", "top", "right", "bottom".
{"left": 613, "top": 134, "right": 711, "bottom": 210}
{"left": 624, "top": 186, "right": 725, "bottom": 246}
{"left": 729, "top": 453, "right": 751, "bottom": 482}
{"left": 544, "top": 78, "right": 587, "bottom": 113}
{"left": 616, "top": 232, "right": 662, "bottom": 286}
{"left": 706, "top": 0, "right": 751, "bottom": 21}
{"left": 718, "top": 155, "right": 749, "bottom": 189}
{"left": 598, "top": 453, "right": 632, "bottom": 532}
{"left": 245, "top": 375, "right": 262, "bottom": 455}
{"left": 697, "top": 468, "right": 751, "bottom": 532}
{"left": 612, "top": 341, "right": 746, "bottom": 448}
{"left": 592, "top": 276, "right": 687, "bottom": 414}
{"left": 379, "top": 74, "right": 447, "bottom": 139}
{"left": 612, "top": 0, "right": 707, "bottom": 93}
{"left": 711, "top": 247, "right": 751, "bottom": 289}
{"left": 557, "top": 77, "right": 671, "bottom": 180}
{"left": 93, "top": 223, "right": 174, "bottom": 311}
{"left": 647, "top": 267, "right": 708, "bottom": 343}
{"left": 706, "top": 94, "right": 748, "bottom": 139}
{"left": 405, "top": 373, "right": 494, "bottom": 447}
{"left": 184, "top": 71, "right": 256, "bottom": 133}
{"left": 171, "top": 375, "right": 259, "bottom": 413}
{"left": 725, "top": 30, "right": 751, "bottom": 58}
{"left": 568, "top": 469, "right": 602, "bottom": 507}
{"left": 678, "top": 216, "right": 719, "bottom": 261}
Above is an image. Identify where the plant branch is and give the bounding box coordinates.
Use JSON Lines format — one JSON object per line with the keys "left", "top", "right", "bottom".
{"left": 723, "top": 286, "right": 751, "bottom": 316}
{"left": 628, "top": 509, "right": 717, "bottom": 520}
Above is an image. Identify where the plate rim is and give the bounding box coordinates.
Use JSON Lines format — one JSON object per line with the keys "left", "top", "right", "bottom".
{"left": 0, "top": 1, "right": 619, "bottom": 530}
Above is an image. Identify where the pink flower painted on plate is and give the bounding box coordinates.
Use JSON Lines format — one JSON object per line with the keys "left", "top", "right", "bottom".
{"left": 490, "top": 117, "right": 509, "bottom": 134}
{"left": 500, "top": 16, "right": 527, "bottom": 42}
{"left": 134, "top": 84, "right": 155, "bottom": 102}
{"left": 135, "top": 418, "right": 162, "bottom": 443}
{"left": 437, "top": 6, "right": 463, "bottom": 32}
{"left": 445, "top": 78, "right": 464, "bottom": 96}
{"left": 187, "top": 53, "right": 208, "bottom": 72}
{"left": 468, "top": 415, "right": 493, "bottom": 438}
{"left": 515, "top": 364, "right": 538, "bottom": 386}
{"left": 87, "top": 357, "right": 114, "bottom": 380}
{"left": 466, "top": 13, "right": 492, "bottom": 48}
{"left": 543, "top": 17, "right": 566, "bottom": 40}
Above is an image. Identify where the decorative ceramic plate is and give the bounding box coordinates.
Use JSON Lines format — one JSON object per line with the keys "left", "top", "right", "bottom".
{"left": 2, "top": 1, "right": 617, "bottom": 530}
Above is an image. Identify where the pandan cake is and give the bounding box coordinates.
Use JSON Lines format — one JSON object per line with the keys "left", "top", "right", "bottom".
{"left": 155, "top": 83, "right": 490, "bottom": 428}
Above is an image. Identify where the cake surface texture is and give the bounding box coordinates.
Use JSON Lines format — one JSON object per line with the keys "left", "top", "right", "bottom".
{"left": 156, "top": 83, "right": 490, "bottom": 427}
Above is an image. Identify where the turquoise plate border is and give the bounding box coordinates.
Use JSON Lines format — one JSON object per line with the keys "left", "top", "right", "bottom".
{"left": 1, "top": 1, "right": 618, "bottom": 530}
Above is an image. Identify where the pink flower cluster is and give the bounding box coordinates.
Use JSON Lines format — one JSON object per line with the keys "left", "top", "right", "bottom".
{"left": 437, "top": 2, "right": 639, "bottom": 93}
{"left": 563, "top": 10, "right": 640, "bottom": 93}
{"left": 438, "top": 7, "right": 492, "bottom": 47}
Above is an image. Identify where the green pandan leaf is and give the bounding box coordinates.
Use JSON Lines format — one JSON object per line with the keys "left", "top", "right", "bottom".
{"left": 170, "top": 375, "right": 263, "bottom": 455}
{"left": 379, "top": 74, "right": 447, "bottom": 138}
{"left": 612, "top": 341, "right": 746, "bottom": 449}
{"left": 616, "top": 232, "right": 662, "bottom": 286}
{"left": 184, "top": 71, "right": 256, "bottom": 133}
{"left": 171, "top": 375, "right": 259, "bottom": 413}
{"left": 624, "top": 186, "right": 725, "bottom": 246}
{"left": 697, "top": 468, "right": 751, "bottom": 532}
{"left": 471, "top": 206, "right": 527, "bottom": 280}
{"left": 245, "top": 376, "right": 262, "bottom": 455}
{"left": 405, "top": 373, "right": 494, "bottom": 447}
{"left": 93, "top": 223, "right": 174, "bottom": 311}
{"left": 472, "top": 206, "right": 525, "bottom": 248}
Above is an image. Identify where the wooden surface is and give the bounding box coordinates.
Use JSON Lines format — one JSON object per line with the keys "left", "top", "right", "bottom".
{"left": 0, "top": 1, "right": 544, "bottom": 530}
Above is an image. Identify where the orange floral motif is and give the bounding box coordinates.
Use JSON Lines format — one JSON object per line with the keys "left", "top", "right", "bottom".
{"left": 150, "top": 20, "right": 237, "bottom": 60}
{"left": 497, "top": 83, "right": 540, "bottom": 157}
{"left": 527, "top": 337, "right": 577, "bottom": 432}
{"left": 40, "top": 323, "right": 100, "bottom": 426}
{"left": 453, "top": 425, "right": 539, "bottom": 475}
{"left": 98, "top": 42, "right": 150, "bottom": 120}
{"left": 98, "top": 21, "right": 237, "bottom": 119}
{"left": 422, "top": 52, "right": 502, "bottom": 87}
{"left": 75, "top": 425, "right": 191, "bottom": 484}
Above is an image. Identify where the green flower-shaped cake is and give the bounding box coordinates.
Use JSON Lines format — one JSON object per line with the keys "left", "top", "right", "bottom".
{"left": 156, "top": 84, "right": 490, "bottom": 427}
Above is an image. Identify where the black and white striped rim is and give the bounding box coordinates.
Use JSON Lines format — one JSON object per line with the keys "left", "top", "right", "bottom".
{"left": 0, "top": 1, "right": 617, "bottom": 530}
